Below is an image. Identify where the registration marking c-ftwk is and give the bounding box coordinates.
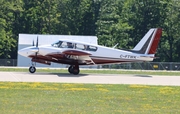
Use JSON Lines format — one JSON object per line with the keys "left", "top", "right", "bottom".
{"left": 120, "top": 55, "right": 137, "bottom": 59}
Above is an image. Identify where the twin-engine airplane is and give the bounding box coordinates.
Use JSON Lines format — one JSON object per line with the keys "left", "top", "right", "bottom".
{"left": 18, "top": 28, "right": 162, "bottom": 75}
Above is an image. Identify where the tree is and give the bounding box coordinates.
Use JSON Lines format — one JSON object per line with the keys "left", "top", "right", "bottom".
{"left": 56, "top": 0, "right": 97, "bottom": 35}
{"left": 22, "top": 0, "right": 60, "bottom": 34}
{"left": 0, "top": 0, "right": 18, "bottom": 59}
{"left": 96, "top": 0, "right": 125, "bottom": 47}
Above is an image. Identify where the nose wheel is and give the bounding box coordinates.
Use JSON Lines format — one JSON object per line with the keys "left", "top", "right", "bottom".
{"left": 29, "top": 61, "right": 36, "bottom": 73}
{"left": 29, "top": 66, "right": 36, "bottom": 73}
{"left": 68, "top": 65, "right": 80, "bottom": 75}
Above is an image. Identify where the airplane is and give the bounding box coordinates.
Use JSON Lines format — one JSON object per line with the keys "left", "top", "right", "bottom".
{"left": 18, "top": 28, "right": 162, "bottom": 75}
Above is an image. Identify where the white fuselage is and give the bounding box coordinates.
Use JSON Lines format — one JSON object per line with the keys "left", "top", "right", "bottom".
{"left": 18, "top": 44, "right": 154, "bottom": 65}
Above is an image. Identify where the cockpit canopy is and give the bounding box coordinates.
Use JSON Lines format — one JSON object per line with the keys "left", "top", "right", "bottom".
{"left": 51, "top": 40, "right": 97, "bottom": 51}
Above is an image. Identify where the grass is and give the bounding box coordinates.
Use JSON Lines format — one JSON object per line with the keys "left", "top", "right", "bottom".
{"left": 0, "top": 67, "right": 179, "bottom": 113}
{"left": 0, "top": 67, "right": 180, "bottom": 75}
{"left": 0, "top": 82, "right": 180, "bottom": 114}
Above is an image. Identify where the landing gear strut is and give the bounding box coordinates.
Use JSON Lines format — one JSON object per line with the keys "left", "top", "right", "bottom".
{"left": 68, "top": 65, "right": 80, "bottom": 75}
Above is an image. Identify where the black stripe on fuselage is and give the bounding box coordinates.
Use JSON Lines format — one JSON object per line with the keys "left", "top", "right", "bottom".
{"left": 90, "top": 56, "right": 139, "bottom": 61}
{"left": 124, "top": 30, "right": 155, "bottom": 54}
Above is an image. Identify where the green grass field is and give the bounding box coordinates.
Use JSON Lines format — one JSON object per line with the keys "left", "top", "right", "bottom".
{"left": 0, "top": 82, "right": 180, "bottom": 114}
{"left": 0, "top": 68, "right": 180, "bottom": 113}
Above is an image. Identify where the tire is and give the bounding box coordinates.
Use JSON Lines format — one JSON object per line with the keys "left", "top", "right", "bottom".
{"left": 29, "top": 66, "right": 36, "bottom": 73}
{"left": 72, "top": 68, "right": 80, "bottom": 75}
{"left": 68, "top": 65, "right": 73, "bottom": 74}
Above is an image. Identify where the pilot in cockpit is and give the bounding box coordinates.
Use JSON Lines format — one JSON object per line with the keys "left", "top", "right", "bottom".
{"left": 67, "top": 42, "right": 73, "bottom": 48}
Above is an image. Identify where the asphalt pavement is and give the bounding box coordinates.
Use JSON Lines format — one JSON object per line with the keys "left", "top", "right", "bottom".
{"left": 0, "top": 72, "right": 180, "bottom": 86}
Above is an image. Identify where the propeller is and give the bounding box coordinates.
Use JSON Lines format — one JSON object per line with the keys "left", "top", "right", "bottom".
{"left": 34, "top": 36, "right": 39, "bottom": 65}
{"left": 31, "top": 36, "right": 39, "bottom": 66}
{"left": 35, "top": 37, "right": 38, "bottom": 59}
{"left": 31, "top": 36, "right": 39, "bottom": 52}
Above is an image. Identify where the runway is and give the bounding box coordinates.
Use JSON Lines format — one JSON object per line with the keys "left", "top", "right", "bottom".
{"left": 0, "top": 72, "right": 180, "bottom": 86}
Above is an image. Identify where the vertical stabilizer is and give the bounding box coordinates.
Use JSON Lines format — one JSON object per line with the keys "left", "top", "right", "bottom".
{"left": 132, "top": 28, "right": 162, "bottom": 54}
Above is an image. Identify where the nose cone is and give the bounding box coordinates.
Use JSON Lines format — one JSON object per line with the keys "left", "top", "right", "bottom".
{"left": 18, "top": 46, "right": 38, "bottom": 57}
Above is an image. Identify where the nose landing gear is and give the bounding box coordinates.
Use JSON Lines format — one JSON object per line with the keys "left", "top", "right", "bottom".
{"left": 29, "top": 61, "right": 36, "bottom": 73}
{"left": 29, "top": 37, "right": 38, "bottom": 74}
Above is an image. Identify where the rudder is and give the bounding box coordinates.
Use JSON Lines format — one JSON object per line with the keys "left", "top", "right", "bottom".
{"left": 147, "top": 28, "right": 162, "bottom": 54}
{"left": 132, "top": 28, "right": 162, "bottom": 55}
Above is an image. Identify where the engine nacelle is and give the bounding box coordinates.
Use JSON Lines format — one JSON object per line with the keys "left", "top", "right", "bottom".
{"left": 32, "top": 58, "right": 51, "bottom": 65}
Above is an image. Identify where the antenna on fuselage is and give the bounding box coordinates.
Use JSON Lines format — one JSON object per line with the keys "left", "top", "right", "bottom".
{"left": 113, "top": 43, "right": 119, "bottom": 49}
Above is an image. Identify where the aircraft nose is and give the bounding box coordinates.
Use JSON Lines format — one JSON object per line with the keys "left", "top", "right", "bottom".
{"left": 18, "top": 47, "right": 38, "bottom": 57}
{"left": 18, "top": 48, "right": 29, "bottom": 57}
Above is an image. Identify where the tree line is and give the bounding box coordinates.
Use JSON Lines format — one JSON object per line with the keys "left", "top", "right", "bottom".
{"left": 0, "top": 0, "right": 180, "bottom": 62}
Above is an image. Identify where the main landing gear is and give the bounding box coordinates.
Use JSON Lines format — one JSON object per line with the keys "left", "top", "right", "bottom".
{"left": 29, "top": 62, "right": 80, "bottom": 75}
{"left": 68, "top": 65, "right": 80, "bottom": 75}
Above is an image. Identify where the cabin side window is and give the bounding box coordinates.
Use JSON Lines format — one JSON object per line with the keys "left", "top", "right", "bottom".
{"left": 75, "top": 43, "right": 97, "bottom": 51}
{"left": 75, "top": 44, "right": 85, "bottom": 50}
{"left": 86, "top": 45, "right": 97, "bottom": 51}
{"left": 52, "top": 41, "right": 97, "bottom": 51}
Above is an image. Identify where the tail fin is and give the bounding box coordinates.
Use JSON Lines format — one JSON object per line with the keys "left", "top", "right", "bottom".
{"left": 132, "top": 28, "right": 162, "bottom": 54}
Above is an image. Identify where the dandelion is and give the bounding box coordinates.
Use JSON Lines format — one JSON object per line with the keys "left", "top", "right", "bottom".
{"left": 95, "top": 84, "right": 103, "bottom": 87}
{"left": 0, "top": 86, "right": 9, "bottom": 89}
{"left": 142, "top": 104, "right": 153, "bottom": 110}
{"left": 66, "top": 88, "right": 91, "bottom": 91}
{"left": 129, "top": 85, "right": 150, "bottom": 89}
{"left": 29, "top": 82, "right": 42, "bottom": 88}
{"left": 159, "top": 87, "right": 178, "bottom": 95}
{"left": 62, "top": 84, "right": 74, "bottom": 88}
{"left": 98, "top": 88, "right": 109, "bottom": 92}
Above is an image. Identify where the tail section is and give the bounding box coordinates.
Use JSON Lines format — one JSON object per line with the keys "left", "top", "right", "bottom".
{"left": 132, "top": 28, "right": 162, "bottom": 55}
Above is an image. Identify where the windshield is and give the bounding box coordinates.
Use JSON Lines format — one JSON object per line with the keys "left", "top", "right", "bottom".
{"left": 51, "top": 41, "right": 62, "bottom": 48}
{"left": 52, "top": 41, "right": 74, "bottom": 48}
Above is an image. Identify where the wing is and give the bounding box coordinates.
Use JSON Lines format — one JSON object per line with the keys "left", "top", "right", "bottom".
{"left": 62, "top": 50, "right": 91, "bottom": 56}
{"left": 61, "top": 50, "right": 95, "bottom": 65}
{"left": 29, "top": 49, "right": 95, "bottom": 65}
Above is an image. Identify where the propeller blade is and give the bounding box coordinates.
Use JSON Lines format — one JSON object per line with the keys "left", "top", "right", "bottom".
{"left": 36, "top": 36, "right": 38, "bottom": 47}
{"left": 32, "top": 40, "right": 35, "bottom": 46}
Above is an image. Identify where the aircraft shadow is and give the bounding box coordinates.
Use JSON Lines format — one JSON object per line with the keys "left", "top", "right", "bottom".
{"left": 134, "top": 75, "right": 152, "bottom": 78}
{"left": 54, "top": 73, "right": 89, "bottom": 77}
{"left": 23, "top": 72, "right": 89, "bottom": 77}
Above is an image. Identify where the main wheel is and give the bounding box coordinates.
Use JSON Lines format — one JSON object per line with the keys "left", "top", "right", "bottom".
{"left": 72, "top": 68, "right": 80, "bottom": 75}
{"left": 68, "top": 65, "right": 80, "bottom": 75}
{"left": 29, "top": 66, "right": 36, "bottom": 73}
{"left": 68, "top": 65, "right": 73, "bottom": 74}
